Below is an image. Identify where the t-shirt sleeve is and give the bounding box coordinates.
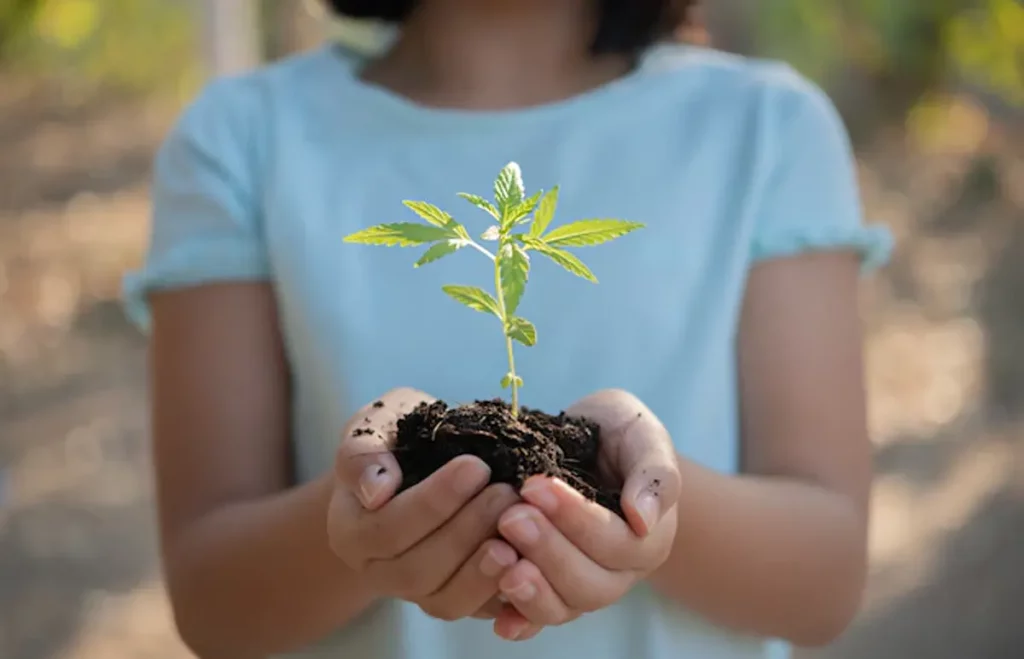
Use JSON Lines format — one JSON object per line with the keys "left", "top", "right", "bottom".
{"left": 122, "top": 77, "right": 270, "bottom": 332}
{"left": 750, "top": 72, "right": 892, "bottom": 272}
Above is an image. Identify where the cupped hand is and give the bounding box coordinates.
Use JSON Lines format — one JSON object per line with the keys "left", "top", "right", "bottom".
{"left": 327, "top": 388, "right": 521, "bottom": 622}
{"left": 492, "top": 389, "right": 682, "bottom": 641}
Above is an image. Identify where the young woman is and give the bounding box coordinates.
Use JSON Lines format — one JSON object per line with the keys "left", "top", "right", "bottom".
{"left": 124, "top": 1, "right": 891, "bottom": 657}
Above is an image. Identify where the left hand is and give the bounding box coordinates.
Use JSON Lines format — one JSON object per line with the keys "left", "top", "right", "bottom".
{"left": 492, "top": 390, "right": 682, "bottom": 641}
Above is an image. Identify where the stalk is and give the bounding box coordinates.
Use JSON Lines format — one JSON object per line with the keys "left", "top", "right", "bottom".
{"left": 493, "top": 247, "right": 519, "bottom": 418}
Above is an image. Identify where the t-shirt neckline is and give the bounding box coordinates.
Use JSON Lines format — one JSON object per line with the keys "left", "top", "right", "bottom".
{"left": 324, "top": 41, "right": 685, "bottom": 131}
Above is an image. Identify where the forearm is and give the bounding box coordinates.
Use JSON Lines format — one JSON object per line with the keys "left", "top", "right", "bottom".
{"left": 650, "top": 457, "right": 868, "bottom": 647}
{"left": 164, "top": 473, "right": 376, "bottom": 658}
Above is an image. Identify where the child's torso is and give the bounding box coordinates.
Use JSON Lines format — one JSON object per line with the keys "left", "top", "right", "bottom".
{"left": 249, "top": 44, "right": 787, "bottom": 659}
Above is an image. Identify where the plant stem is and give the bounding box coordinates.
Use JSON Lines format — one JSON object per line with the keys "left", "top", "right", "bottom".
{"left": 492, "top": 245, "right": 519, "bottom": 418}
{"left": 505, "top": 333, "right": 518, "bottom": 418}
{"left": 467, "top": 241, "right": 496, "bottom": 261}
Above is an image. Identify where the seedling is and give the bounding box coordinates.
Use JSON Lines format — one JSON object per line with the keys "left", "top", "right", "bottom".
{"left": 343, "top": 162, "right": 644, "bottom": 418}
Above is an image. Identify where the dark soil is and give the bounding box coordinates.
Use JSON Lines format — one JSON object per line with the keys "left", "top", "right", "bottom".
{"left": 390, "top": 399, "right": 623, "bottom": 517}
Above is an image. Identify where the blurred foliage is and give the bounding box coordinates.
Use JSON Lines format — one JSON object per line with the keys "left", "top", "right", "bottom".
{"left": 947, "top": 0, "right": 1024, "bottom": 103}
{"left": 0, "top": 0, "right": 197, "bottom": 97}
{"left": 758, "top": 0, "right": 1023, "bottom": 105}
{"left": 0, "top": 0, "right": 40, "bottom": 57}
{"left": 0, "top": 0, "right": 1019, "bottom": 111}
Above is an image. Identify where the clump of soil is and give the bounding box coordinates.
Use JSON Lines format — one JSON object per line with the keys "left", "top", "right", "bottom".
{"left": 391, "top": 399, "right": 623, "bottom": 517}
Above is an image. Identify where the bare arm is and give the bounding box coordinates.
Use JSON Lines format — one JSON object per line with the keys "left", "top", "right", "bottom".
{"left": 150, "top": 283, "right": 375, "bottom": 658}
{"left": 651, "top": 252, "right": 871, "bottom": 646}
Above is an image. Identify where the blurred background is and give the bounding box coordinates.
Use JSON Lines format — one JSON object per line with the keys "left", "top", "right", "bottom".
{"left": 0, "top": 1, "right": 1021, "bottom": 658}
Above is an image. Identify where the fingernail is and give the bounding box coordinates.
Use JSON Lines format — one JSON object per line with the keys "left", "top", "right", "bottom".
{"left": 358, "top": 465, "right": 389, "bottom": 507}
{"left": 506, "top": 620, "right": 531, "bottom": 641}
{"left": 480, "top": 547, "right": 516, "bottom": 578}
{"left": 502, "top": 511, "right": 540, "bottom": 546}
{"left": 453, "top": 460, "right": 491, "bottom": 496}
{"left": 521, "top": 479, "right": 558, "bottom": 514}
{"left": 503, "top": 580, "right": 537, "bottom": 602}
{"left": 635, "top": 491, "right": 661, "bottom": 534}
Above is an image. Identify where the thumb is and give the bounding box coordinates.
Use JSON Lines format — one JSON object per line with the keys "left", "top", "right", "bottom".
{"left": 334, "top": 387, "right": 436, "bottom": 510}
{"left": 567, "top": 389, "right": 681, "bottom": 537}
{"left": 621, "top": 455, "right": 681, "bottom": 538}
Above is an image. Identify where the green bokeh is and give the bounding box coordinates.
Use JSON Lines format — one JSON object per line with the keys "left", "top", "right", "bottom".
{"left": 0, "top": 0, "right": 196, "bottom": 97}
{"left": 757, "top": 0, "right": 1022, "bottom": 105}
{"left": 0, "top": 1, "right": 1019, "bottom": 108}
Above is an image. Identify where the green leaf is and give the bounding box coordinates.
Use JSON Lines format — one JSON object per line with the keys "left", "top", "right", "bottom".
{"left": 494, "top": 162, "right": 525, "bottom": 215}
{"left": 529, "top": 186, "right": 559, "bottom": 237}
{"left": 480, "top": 226, "right": 500, "bottom": 241}
{"left": 402, "top": 200, "right": 455, "bottom": 229}
{"left": 503, "top": 190, "right": 542, "bottom": 230}
{"left": 343, "top": 223, "right": 455, "bottom": 247}
{"left": 525, "top": 238, "right": 598, "bottom": 283}
{"left": 541, "top": 219, "right": 645, "bottom": 247}
{"left": 441, "top": 285, "right": 502, "bottom": 319}
{"left": 506, "top": 316, "right": 537, "bottom": 347}
{"left": 457, "top": 193, "right": 499, "bottom": 220}
{"left": 400, "top": 201, "right": 471, "bottom": 242}
{"left": 414, "top": 240, "right": 465, "bottom": 267}
{"left": 501, "top": 373, "right": 524, "bottom": 389}
{"left": 499, "top": 242, "right": 530, "bottom": 316}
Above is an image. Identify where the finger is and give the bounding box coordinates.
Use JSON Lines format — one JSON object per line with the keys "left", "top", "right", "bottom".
{"left": 417, "top": 538, "right": 517, "bottom": 621}
{"left": 620, "top": 460, "right": 682, "bottom": 539}
{"left": 327, "top": 479, "right": 365, "bottom": 566}
{"left": 471, "top": 597, "right": 505, "bottom": 620}
{"left": 358, "top": 455, "right": 491, "bottom": 561}
{"left": 497, "top": 559, "right": 579, "bottom": 628}
{"left": 566, "top": 390, "right": 681, "bottom": 536}
{"left": 517, "top": 623, "right": 544, "bottom": 641}
{"left": 498, "top": 504, "right": 631, "bottom": 612}
{"left": 493, "top": 604, "right": 544, "bottom": 641}
{"left": 520, "top": 476, "right": 670, "bottom": 571}
{"left": 390, "top": 484, "right": 517, "bottom": 601}
{"left": 335, "top": 388, "right": 436, "bottom": 509}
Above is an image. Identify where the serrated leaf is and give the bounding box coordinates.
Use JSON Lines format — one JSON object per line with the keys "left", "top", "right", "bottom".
{"left": 400, "top": 201, "right": 471, "bottom": 242}
{"left": 457, "top": 193, "right": 499, "bottom": 220}
{"left": 494, "top": 162, "right": 525, "bottom": 215}
{"left": 499, "top": 243, "right": 530, "bottom": 316}
{"left": 451, "top": 224, "right": 472, "bottom": 241}
{"left": 441, "top": 285, "right": 502, "bottom": 319}
{"left": 503, "top": 190, "right": 542, "bottom": 230}
{"left": 540, "top": 218, "right": 643, "bottom": 247}
{"left": 506, "top": 316, "right": 537, "bottom": 347}
{"left": 499, "top": 372, "right": 524, "bottom": 388}
{"left": 343, "top": 223, "right": 455, "bottom": 247}
{"left": 414, "top": 240, "right": 465, "bottom": 267}
{"left": 529, "top": 186, "right": 559, "bottom": 237}
{"left": 525, "top": 238, "right": 598, "bottom": 283}
{"left": 480, "top": 226, "right": 500, "bottom": 241}
{"left": 402, "top": 200, "right": 455, "bottom": 229}
{"left": 541, "top": 219, "right": 645, "bottom": 247}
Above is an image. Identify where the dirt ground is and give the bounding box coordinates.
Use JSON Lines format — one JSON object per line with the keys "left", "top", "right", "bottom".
{"left": 0, "top": 81, "right": 1022, "bottom": 659}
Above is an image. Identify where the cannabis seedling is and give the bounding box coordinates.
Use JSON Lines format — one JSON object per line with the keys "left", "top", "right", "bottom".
{"left": 343, "top": 162, "right": 644, "bottom": 418}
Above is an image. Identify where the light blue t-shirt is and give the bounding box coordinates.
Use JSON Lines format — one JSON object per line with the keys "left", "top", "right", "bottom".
{"left": 124, "top": 42, "right": 891, "bottom": 659}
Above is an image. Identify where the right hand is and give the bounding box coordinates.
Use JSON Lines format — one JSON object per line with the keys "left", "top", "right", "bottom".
{"left": 328, "top": 388, "right": 521, "bottom": 622}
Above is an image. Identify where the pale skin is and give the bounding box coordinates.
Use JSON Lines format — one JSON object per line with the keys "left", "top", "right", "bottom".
{"left": 149, "top": 1, "right": 871, "bottom": 655}
{"left": 151, "top": 252, "right": 870, "bottom": 654}
{"left": 484, "top": 252, "right": 872, "bottom": 643}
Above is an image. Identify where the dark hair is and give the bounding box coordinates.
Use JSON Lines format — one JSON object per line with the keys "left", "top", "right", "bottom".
{"left": 324, "top": 0, "right": 695, "bottom": 55}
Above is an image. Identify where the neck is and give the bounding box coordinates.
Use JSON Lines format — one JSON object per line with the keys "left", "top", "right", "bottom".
{"left": 360, "top": 0, "right": 633, "bottom": 110}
